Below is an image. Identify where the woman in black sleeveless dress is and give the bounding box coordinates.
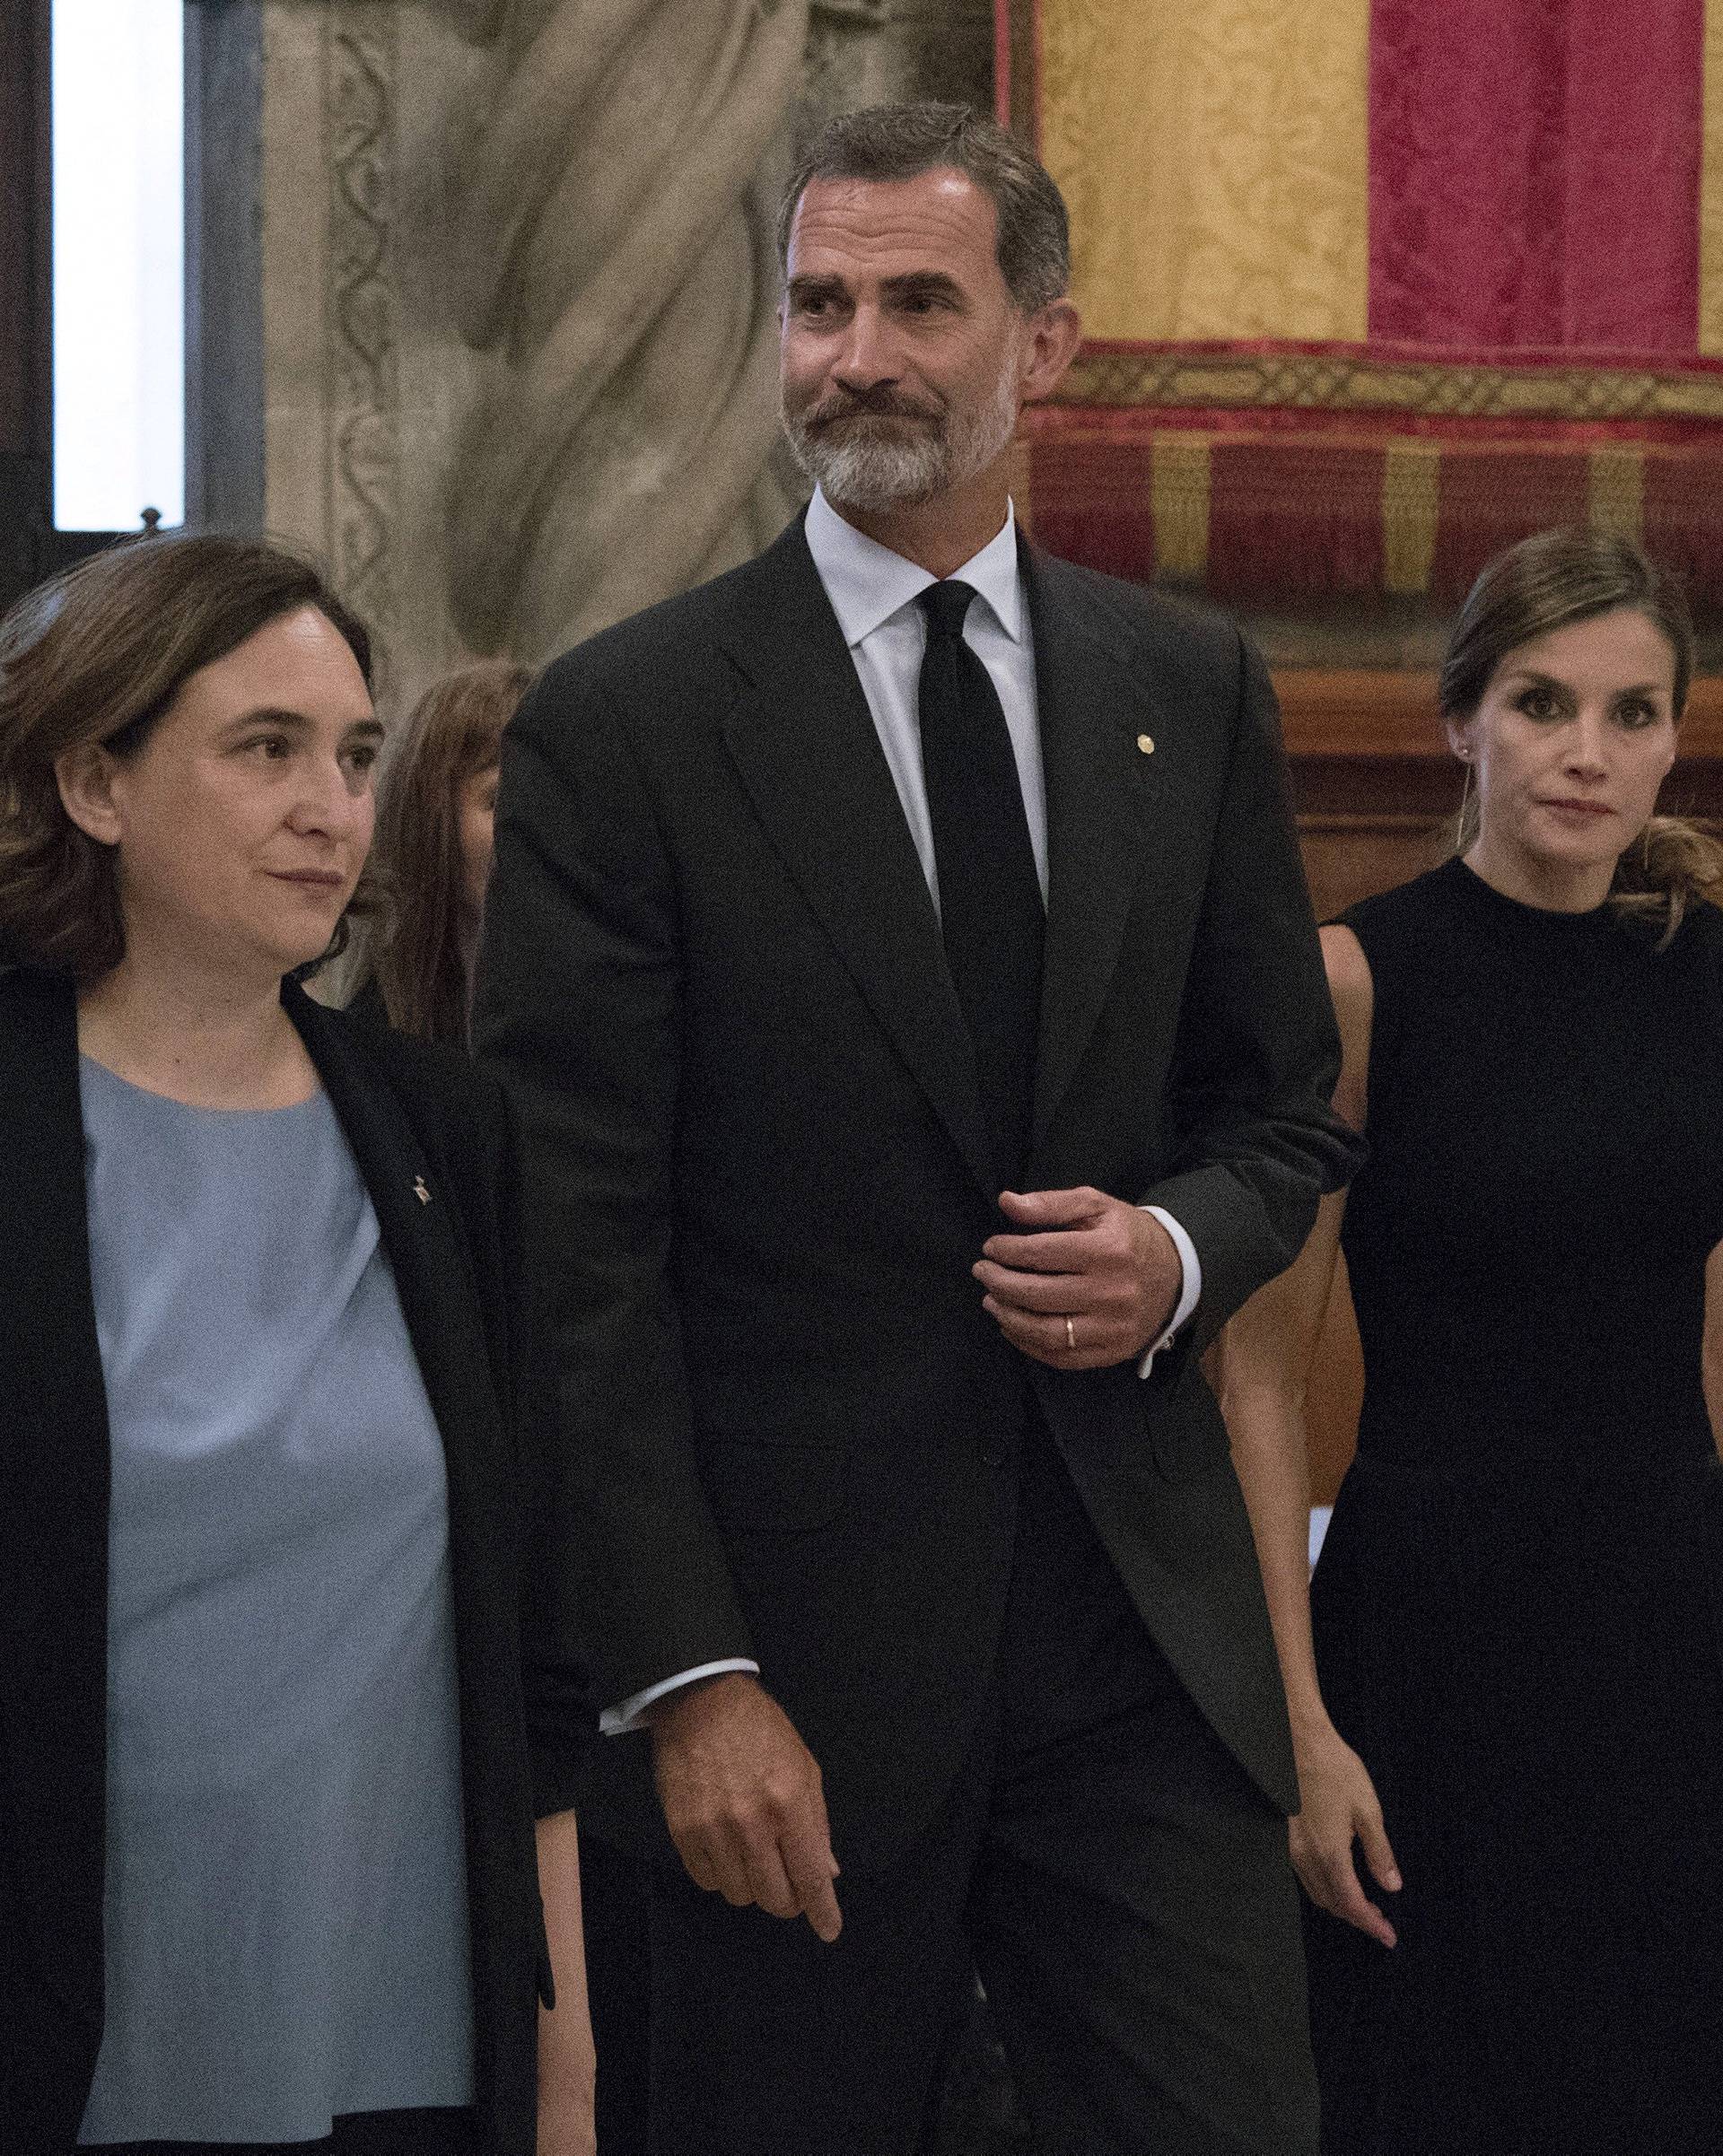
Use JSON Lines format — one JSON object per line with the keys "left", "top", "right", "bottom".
{"left": 1215, "top": 530, "right": 1723, "bottom": 2155}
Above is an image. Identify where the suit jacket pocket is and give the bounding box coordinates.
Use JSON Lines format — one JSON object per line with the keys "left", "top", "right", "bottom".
{"left": 698, "top": 1437, "right": 849, "bottom": 1533}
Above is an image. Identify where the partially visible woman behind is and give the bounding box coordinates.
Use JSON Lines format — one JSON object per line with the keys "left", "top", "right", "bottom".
{"left": 0, "top": 537, "right": 593, "bottom": 2156}
{"left": 345, "top": 661, "right": 529, "bottom": 1043}
{"left": 1214, "top": 529, "right": 1723, "bottom": 2154}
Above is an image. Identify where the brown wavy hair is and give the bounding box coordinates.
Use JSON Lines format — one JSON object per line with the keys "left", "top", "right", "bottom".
{"left": 1442, "top": 528, "right": 1723, "bottom": 947}
{"left": 0, "top": 533, "right": 373, "bottom": 982}
{"left": 356, "top": 660, "right": 531, "bottom": 1044}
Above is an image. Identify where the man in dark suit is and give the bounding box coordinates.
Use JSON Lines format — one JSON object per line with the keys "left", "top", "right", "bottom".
{"left": 477, "top": 100, "right": 1358, "bottom": 2156}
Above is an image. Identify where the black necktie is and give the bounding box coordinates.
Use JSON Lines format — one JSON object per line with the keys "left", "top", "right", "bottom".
{"left": 916, "top": 580, "right": 1045, "bottom": 1188}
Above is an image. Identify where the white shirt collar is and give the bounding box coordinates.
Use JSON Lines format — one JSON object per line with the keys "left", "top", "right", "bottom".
{"left": 804, "top": 485, "right": 1025, "bottom": 649}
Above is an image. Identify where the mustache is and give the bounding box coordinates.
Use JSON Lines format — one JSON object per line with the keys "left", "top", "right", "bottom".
{"left": 801, "top": 389, "right": 945, "bottom": 429}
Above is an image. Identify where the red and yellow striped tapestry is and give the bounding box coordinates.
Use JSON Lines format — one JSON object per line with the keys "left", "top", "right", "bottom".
{"left": 1001, "top": 0, "right": 1723, "bottom": 605}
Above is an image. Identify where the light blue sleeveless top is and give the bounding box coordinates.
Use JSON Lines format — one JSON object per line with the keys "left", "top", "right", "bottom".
{"left": 75, "top": 1057, "right": 476, "bottom": 2145}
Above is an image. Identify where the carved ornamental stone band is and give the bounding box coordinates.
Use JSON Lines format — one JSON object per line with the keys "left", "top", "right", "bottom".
{"left": 327, "top": 3, "right": 401, "bottom": 687}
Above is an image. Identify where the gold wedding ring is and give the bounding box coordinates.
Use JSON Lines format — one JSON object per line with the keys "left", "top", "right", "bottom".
{"left": 1064, "top": 1314, "right": 1076, "bottom": 1351}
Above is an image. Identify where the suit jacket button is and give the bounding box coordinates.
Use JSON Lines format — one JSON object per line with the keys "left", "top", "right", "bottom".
{"left": 979, "top": 1441, "right": 1009, "bottom": 1469}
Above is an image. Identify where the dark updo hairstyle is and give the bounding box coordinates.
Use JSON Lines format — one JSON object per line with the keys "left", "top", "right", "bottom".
{"left": 1441, "top": 528, "right": 1722, "bottom": 947}
{"left": 355, "top": 659, "right": 531, "bottom": 1045}
{"left": 0, "top": 532, "right": 374, "bottom": 982}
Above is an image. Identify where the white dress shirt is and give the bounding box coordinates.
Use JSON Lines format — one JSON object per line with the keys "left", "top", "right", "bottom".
{"left": 600, "top": 491, "right": 1201, "bottom": 1734}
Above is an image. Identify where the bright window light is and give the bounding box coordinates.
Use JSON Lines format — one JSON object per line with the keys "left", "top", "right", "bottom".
{"left": 52, "top": 0, "right": 185, "bottom": 532}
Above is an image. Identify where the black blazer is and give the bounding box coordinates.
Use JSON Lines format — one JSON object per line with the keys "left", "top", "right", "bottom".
{"left": 476, "top": 517, "right": 1360, "bottom": 1868}
{"left": 0, "top": 968, "right": 590, "bottom": 2156}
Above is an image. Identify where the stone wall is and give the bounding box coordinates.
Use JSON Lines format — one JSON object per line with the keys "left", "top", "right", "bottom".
{"left": 244, "top": 0, "right": 991, "bottom": 712}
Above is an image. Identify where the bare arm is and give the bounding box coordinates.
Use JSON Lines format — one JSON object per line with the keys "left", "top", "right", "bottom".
{"left": 535, "top": 1811, "right": 595, "bottom": 2155}
{"left": 1704, "top": 1242, "right": 1723, "bottom": 1462}
{"left": 1211, "top": 924, "right": 1400, "bottom": 1947}
{"left": 1211, "top": 1184, "right": 1348, "bottom": 1739}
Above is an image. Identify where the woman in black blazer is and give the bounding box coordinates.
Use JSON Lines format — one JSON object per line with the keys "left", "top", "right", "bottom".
{"left": 0, "top": 536, "right": 594, "bottom": 2156}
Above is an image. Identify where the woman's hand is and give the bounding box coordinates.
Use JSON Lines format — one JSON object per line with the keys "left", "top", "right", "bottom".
{"left": 1290, "top": 1722, "right": 1401, "bottom": 1948}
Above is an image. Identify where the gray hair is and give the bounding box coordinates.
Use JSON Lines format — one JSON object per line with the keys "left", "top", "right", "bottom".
{"left": 776, "top": 102, "right": 1071, "bottom": 312}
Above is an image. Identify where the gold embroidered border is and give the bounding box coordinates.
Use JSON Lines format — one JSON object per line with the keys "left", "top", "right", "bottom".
{"left": 1701, "top": 0, "right": 1723, "bottom": 354}
{"left": 1052, "top": 349, "right": 1723, "bottom": 423}
{"left": 1149, "top": 434, "right": 1211, "bottom": 581}
{"left": 1587, "top": 445, "right": 1647, "bottom": 543}
{"left": 1380, "top": 441, "right": 1440, "bottom": 597}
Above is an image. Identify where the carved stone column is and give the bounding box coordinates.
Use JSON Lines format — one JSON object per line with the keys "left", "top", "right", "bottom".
{"left": 805, "top": 0, "right": 992, "bottom": 117}
{"left": 441, "top": 0, "right": 811, "bottom": 661}
{"left": 249, "top": 0, "right": 993, "bottom": 695}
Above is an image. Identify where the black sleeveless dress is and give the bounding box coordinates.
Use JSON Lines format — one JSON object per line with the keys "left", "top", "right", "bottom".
{"left": 1306, "top": 857, "right": 1723, "bottom": 2156}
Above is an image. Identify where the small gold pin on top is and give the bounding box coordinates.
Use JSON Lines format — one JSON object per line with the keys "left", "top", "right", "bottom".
{"left": 414, "top": 1175, "right": 432, "bottom": 1206}
{"left": 1137, "top": 733, "right": 1156, "bottom": 755}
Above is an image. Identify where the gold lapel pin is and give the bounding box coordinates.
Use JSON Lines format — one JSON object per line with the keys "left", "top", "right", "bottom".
{"left": 1137, "top": 733, "right": 1156, "bottom": 755}
{"left": 414, "top": 1175, "right": 432, "bottom": 1206}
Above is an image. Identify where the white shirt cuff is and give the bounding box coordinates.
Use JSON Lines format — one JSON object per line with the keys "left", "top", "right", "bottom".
{"left": 1136, "top": 1206, "right": 1202, "bottom": 1377}
{"left": 599, "top": 1658, "right": 761, "bottom": 1736}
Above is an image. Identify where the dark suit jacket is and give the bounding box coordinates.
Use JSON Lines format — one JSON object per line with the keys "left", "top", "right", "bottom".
{"left": 0, "top": 969, "right": 590, "bottom": 2156}
{"left": 476, "top": 517, "right": 1360, "bottom": 1870}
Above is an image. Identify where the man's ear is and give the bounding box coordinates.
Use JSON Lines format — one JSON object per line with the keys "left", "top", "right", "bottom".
{"left": 55, "top": 741, "right": 124, "bottom": 848}
{"left": 1020, "top": 299, "right": 1083, "bottom": 404}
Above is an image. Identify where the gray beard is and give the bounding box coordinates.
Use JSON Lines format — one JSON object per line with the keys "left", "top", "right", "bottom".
{"left": 782, "top": 358, "right": 1022, "bottom": 516}
{"left": 789, "top": 420, "right": 949, "bottom": 514}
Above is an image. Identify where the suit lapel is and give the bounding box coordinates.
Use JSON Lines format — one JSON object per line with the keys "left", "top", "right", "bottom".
{"left": 1026, "top": 543, "right": 1161, "bottom": 1148}
{"left": 285, "top": 993, "right": 517, "bottom": 1833}
{"left": 286, "top": 990, "right": 493, "bottom": 1463}
{"left": 717, "top": 521, "right": 996, "bottom": 1201}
